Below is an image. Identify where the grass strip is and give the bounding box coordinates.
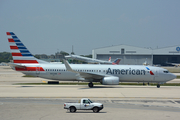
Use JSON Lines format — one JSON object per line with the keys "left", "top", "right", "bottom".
{"left": 22, "top": 75, "right": 36, "bottom": 77}
{"left": 176, "top": 76, "right": 180, "bottom": 79}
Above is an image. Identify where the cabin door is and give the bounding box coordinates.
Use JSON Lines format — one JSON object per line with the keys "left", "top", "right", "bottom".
{"left": 153, "top": 69, "right": 159, "bottom": 81}
{"left": 36, "top": 66, "right": 40, "bottom": 76}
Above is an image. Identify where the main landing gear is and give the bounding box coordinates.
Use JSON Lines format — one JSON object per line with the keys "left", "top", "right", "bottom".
{"left": 157, "top": 84, "right": 160, "bottom": 88}
{"left": 143, "top": 82, "right": 160, "bottom": 88}
{"left": 88, "top": 82, "right": 94, "bottom": 88}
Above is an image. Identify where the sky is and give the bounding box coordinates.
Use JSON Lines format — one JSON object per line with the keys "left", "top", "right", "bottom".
{"left": 0, "top": 0, "right": 180, "bottom": 55}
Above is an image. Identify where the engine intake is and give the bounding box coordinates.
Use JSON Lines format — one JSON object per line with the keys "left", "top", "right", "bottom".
{"left": 101, "top": 76, "right": 119, "bottom": 85}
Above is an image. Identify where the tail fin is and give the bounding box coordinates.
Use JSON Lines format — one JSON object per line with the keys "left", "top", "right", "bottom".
{"left": 6, "top": 32, "right": 47, "bottom": 64}
{"left": 108, "top": 57, "right": 111, "bottom": 62}
{"left": 112, "top": 58, "right": 121, "bottom": 65}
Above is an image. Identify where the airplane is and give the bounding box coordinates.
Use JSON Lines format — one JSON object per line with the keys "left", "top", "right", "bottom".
{"left": 6, "top": 32, "right": 176, "bottom": 88}
{"left": 65, "top": 54, "right": 120, "bottom": 65}
{"left": 143, "top": 61, "right": 149, "bottom": 66}
{"left": 165, "top": 62, "right": 180, "bottom": 67}
{"left": 108, "top": 56, "right": 111, "bottom": 62}
{"left": 112, "top": 58, "right": 121, "bottom": 65}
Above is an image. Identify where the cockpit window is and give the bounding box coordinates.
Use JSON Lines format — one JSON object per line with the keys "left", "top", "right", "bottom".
{"left": 163, "top": 71, "right": 169, "bottom": 73}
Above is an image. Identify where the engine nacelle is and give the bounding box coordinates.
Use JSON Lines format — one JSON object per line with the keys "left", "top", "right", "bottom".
{"left": 100, "top": 76, "right": 119, "bottom": 85}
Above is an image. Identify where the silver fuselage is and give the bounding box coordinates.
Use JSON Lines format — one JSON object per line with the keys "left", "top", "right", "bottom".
{"left": 16, "top": 63, "right": 176, "bottom": 84}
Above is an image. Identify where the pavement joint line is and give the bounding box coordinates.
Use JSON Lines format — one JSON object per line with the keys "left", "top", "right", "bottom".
{"left": 171, "top": 100, "right": 180, "bottom": 104}
{"left": 0, "top": 97, "right": 180, "bottom": 99}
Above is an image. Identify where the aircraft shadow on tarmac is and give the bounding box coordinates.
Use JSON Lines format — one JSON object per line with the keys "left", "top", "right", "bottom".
{"left": 19, "top": 85, "right": 159, "bottom": 89}
{"left": 79, "top": 86, "right": 157, "bottom": 89}
{"left": 79, "top": 86, "right": 115, "bottom": 89}
{"left": 21, "top": 86, "right": 34, "bottom": 87}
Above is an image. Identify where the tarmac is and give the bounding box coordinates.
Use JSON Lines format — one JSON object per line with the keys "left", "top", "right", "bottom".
{"left": 0, "top": 66, "right": 180, "bottom": 120}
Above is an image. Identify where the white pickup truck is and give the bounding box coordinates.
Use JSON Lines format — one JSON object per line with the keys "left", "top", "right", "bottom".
{"left": 64, "top": 98, "right": 104, "bottom": 113}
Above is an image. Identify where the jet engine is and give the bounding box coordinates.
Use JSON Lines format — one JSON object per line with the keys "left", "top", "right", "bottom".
{"left": 100, "top": 76, "right": 119, "bottom": 85}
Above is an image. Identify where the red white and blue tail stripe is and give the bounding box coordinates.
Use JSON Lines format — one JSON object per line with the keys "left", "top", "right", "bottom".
{"left": 112, "top": 58, "right": 121, "bottom": 65}
{"left": 7, "top": 32, "right": 46, "bottom": 64}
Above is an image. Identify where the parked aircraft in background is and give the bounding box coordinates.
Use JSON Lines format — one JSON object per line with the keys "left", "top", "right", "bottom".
{"left": 6, "top": 32, "right": 176, "bottom": 88}
{"left": 166, "top": 62, "right": 180, "bottom": 67}
{"left": 108, "top": 56, "right": 111, "bottom": 62}
{"left": 143, "top": 61, "right": 149, "bottom": 66}
{"left": 65, "top": 54, "right": 120, "bottom": 65}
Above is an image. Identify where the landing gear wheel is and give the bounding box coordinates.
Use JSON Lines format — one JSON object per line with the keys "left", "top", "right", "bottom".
{"left": 93, "top": 107, "right": 99, "bottom": 113}
{"left": 70, "top": 107, "right": 76, "bottom": 113}
{"left": 88, "top": 82, "right": 94, "bottom": 88}
{"left": 157, "top": 84, "right": 160, "bottom": 88}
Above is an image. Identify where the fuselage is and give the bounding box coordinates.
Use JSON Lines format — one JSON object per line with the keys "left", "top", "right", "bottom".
{"left": 14, "top": 63, "right": 176, "bottom": 84}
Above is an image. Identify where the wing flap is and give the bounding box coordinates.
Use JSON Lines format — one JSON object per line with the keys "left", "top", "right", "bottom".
{"left": 78, "top": 72, "right": 104, "bottom": 79}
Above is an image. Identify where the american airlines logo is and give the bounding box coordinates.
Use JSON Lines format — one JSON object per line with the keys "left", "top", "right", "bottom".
{"left": 176, "top": 47, "right": 180, "bottom": 52}
{"left": 106, "top": 68, "right": 146, "bottom": 75}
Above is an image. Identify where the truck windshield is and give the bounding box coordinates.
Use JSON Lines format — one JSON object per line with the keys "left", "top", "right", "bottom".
{"left": 88, "top": 99, "right": 93, "bottom": 103}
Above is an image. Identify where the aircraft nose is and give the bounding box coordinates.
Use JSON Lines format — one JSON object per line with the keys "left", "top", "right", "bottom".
{"left": 170, "top": 73, "right": 176, "bottom": 80}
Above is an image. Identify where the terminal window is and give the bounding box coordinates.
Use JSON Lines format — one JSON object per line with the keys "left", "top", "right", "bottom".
{"left": 121, "top": 49, "right": 124, "bottom": 54}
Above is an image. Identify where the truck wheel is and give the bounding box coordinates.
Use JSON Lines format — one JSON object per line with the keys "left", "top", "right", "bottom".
{"left": 93, "top": 107, "right": 99, "bottom": 113}
{"left": 70, "top": 106, "right": 76, "bottom": 113}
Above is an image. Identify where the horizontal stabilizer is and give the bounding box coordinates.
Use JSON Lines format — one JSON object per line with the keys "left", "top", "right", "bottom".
{"left": 6, "top": 63, "right": 26, "bottom": 70}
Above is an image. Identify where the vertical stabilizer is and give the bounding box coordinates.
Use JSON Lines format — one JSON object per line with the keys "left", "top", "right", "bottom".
{"left": 112, "top": 58, "right": 121, "bottom": 65}
{"left": 6, "top": 32, "right": 47, "bottom": 64}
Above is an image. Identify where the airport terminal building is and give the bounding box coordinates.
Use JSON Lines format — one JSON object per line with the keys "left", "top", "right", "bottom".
{"left": 92, "top": 45, "right": 180, "bottom": 66}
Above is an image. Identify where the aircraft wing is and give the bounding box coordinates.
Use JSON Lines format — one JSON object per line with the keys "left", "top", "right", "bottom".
{"left": 63, "top": 59, "right": 108, "bottom": 81}
{"left": 65, "top": 55, "right": 112, "bottom": 64}
{"left": 78, "top": 72, "right": 105, "bottom": 79}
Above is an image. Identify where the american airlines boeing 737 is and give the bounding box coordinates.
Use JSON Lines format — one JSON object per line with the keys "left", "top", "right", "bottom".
{"left": 6, "top": 32, "right": 176, "bottom": 88}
